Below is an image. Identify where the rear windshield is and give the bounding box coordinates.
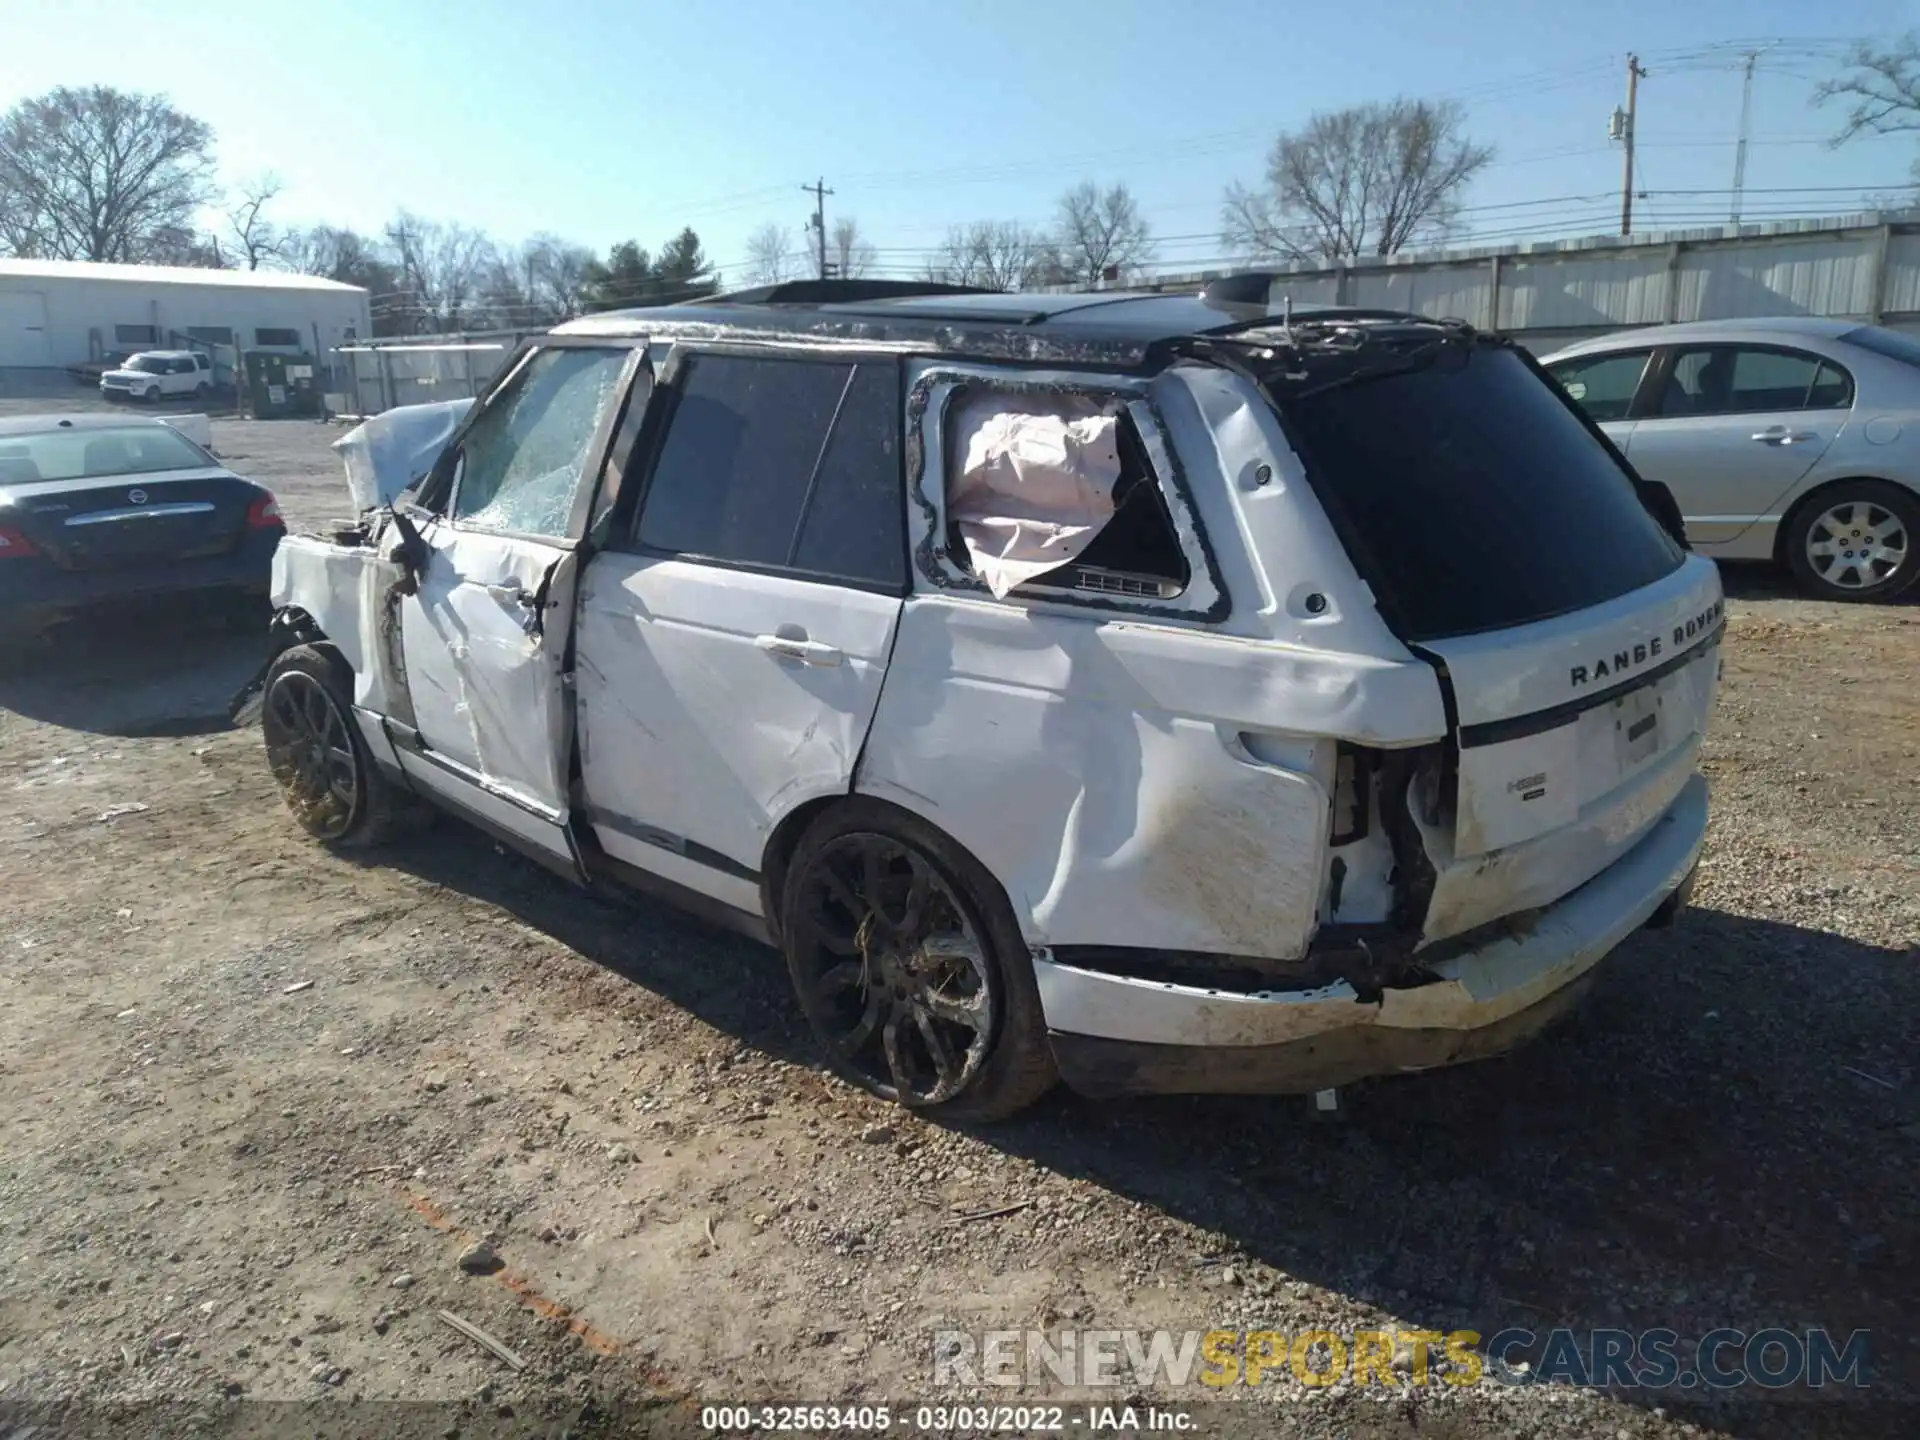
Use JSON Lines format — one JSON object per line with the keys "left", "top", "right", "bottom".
{"left": 0, "top": 426, "right": 214, "bottom": 484}
{"left": 1273, "top": 343, "right": 1684, "bottom": 642}
{"left": 1840, "top": 325, "right": 1920, "bottom": 369}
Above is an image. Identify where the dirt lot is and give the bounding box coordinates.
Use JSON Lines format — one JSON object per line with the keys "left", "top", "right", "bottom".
{"left": 1, "top": 410, "right": 1916, "bottom": 1439}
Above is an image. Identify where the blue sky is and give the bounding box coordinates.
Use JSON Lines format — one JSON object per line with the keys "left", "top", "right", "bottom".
{"left": 2, "top": 0, "right": 1918, "bottom": 283}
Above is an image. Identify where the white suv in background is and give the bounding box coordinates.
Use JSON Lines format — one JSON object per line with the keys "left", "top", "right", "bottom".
{"left": 100, "top": 350, "right": 214, "bottom": 403}
{"left": 243, "top": 282, "right": 1720, "bottom": 1120}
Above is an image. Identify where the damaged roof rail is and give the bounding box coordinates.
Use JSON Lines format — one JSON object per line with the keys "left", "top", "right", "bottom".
{"left": 1145, "top": 308, "right": 1481, "bottom": 372}
{"left": 687, "top": 279, "right": 1004, "bottom": 307}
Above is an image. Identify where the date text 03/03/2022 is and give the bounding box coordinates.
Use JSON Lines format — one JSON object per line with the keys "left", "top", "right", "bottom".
{"left": 700, "top": 1404, "right": 1195, "bottom": 1432}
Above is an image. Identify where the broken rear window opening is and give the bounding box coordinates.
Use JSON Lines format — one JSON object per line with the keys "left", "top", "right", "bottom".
{"left": 942, "top": 391, "right": 1189, "bottom": 602}
{"left": 1261, "top": 332, "right": 1685, "bottom": 642}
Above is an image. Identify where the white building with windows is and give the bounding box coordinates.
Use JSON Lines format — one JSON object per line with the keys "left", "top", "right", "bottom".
{"left": 0, "top": 258, "right": 370, "bottom": 379}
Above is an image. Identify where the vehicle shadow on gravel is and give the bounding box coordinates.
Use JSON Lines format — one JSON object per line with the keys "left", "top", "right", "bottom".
{"left": 988, "top": 903, "right": 1918, "bottom": 1408}
{"left": 1717, "top": 559, "right": 1919, "bottom": 607}
{"left": 370, "top": 821, "right": 814, "bottom": 1057}
{"left": 357, "top": 824, "right": 1917, "bottom": 1409}
{"left": 0, "top": 600, "right": 270, "bottom": 737}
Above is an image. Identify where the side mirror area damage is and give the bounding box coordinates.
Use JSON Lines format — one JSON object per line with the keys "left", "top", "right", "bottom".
{"left": 334, "top": 398, "right": 474, "bottom": 516}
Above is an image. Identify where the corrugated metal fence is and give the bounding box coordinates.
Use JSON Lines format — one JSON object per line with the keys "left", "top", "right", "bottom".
{"left": 329, "top": 333, "right": 526, "bottom": 417}
{"left": 1244, "top": 212, "right": 1920, "bottom": 352}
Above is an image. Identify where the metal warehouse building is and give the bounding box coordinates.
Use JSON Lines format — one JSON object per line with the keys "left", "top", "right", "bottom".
{"left": 0, "top": 258, "right": 370, "bottom": 380}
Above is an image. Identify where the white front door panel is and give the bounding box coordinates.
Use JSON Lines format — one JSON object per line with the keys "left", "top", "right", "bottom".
{"left": 399, "top": 520, "right": 577, "bottom": 822}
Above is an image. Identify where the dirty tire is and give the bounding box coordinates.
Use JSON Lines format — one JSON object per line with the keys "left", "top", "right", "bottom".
{"left": 1784, "top": 480, "right": 1920, "bottom": 603}
{"left": 780, "top": 799, "right": 1057, "bottom": 1122}
{"left": 194, "top": 381, "right": 211, "bottom": 399}
{"left": 261, "top": 644, "right": 427, "bottom": 848}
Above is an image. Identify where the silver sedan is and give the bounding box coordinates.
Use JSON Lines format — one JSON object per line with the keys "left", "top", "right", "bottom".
{"left": 1543, "top": 317, "right": 1920, "bottom": 601}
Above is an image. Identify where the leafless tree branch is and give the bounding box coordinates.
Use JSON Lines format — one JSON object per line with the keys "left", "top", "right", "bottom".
{"left": 0, "top": 85, "right": 215, "bottom": 261}
{"left": 1054, "top": 181, "right": 1154, "bottom": 285}
{"left": 745, "top": 222, "right": 796, "bottom": 285}
{"left": 924, "top": 220, "right": 1056, "bottom": 290}
{"left": 1816, "top": 32, "right": 1920, "bottom": 143}
{"left": 831, "top": 216, "right": 877, "bottom": 279}
{"left": 226, "top": 174, "right": 283, "bottom": 270}
{"left": 1221, "top": 98, "right": 1493, "bottom": 263}
{"left": 384, "top": 211, "right": 498, "bottom": 333}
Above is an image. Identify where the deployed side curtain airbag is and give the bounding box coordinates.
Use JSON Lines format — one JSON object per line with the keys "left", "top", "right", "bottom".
{"left": 334, "top": 398, "right": 475, "bottom": 515}
{"left": 947, "top": 394, "right": 1123, "bottom": 598}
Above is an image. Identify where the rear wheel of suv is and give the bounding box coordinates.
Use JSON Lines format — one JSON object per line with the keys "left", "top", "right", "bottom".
{"left": 780, "top": 800, "right": 1057, "bottom": 1121}
{"left": 194, "top": 381, "right": 211, "bottom": 399}
{"left": 261, "top": 644, "right": 428, "bottom": 847}
{"left": 1784, "top": 480, "right": 1919, "bottom": 602}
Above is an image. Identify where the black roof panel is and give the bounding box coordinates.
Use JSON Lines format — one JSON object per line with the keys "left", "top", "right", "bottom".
{"left": 554, "top": 289, "right": 1408, "bottom": 370}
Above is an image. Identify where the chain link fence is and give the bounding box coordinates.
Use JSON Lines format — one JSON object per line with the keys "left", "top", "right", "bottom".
{"left": 328, "top": 332, "right": 527, "bottom": 417}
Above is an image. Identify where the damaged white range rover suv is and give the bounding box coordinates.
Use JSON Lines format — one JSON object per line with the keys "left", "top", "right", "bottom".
{"left": 244, "top": 281, "right": 1718, "bottom": 1119}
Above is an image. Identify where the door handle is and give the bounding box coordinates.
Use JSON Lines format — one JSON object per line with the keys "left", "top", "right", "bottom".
{"left": 755, "top": 632, "right": 844, "bottom": 667}
{"left": 1751, "top": 427, "right": 1816, "bottom": 445}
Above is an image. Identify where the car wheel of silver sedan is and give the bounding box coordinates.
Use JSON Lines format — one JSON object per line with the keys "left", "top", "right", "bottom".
{"left": 1785, "top": 481, "right": 1919, "bottom": 603}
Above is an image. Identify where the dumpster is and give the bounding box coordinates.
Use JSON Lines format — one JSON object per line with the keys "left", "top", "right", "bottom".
{"left": 243, "top": 351, "right": 325, "bottom": 419}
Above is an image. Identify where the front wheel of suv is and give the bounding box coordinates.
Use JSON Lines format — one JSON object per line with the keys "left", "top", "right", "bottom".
{"left": 779, "top": 800, "right": 1057, "bottom": 1121}
{"left": 260, "top": 644, "right": 428, "bottom": 848}
{"left": 1784, "top": 481, "right": 1919, "bottom": 602}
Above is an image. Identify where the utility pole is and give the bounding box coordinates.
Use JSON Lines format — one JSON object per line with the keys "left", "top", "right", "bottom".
{"left": 1730, "top": 48, "right": 1766, "bottom": 225}
{"left": 1617, "top": 53, "right": 1646, "bottom": 236}
{"left": 803, "top": 177, "right": 834, "bottom": 279}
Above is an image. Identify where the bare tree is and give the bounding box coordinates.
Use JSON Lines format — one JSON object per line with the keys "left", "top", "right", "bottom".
{"left": 482, "top": 234, "right": 596, "bottom": 325}
{"left": 383, "top": 212, "right": 498, "bottom": 333}
{"left": 136, "top": 224, "right": 228, "bottom": 269}
{"left": 0, "top": 85, "right": 215, "bottom": 260}
{"left": 745, "top": 222, "right": 795, "bottom": 285}
{"left": 924, "top": 227, "right": 981, "bottom": 286}
{"left": 831, "top": 216, "right": 877, "bottom": 279}
{"left": 1054, "top": 181, "right": 1154, "bottom": 286}
{"left": 226, "top": 174, "right": 283, "bottom": 270}
{"left": 1818, "top": 32, "right": 1920, "bottom": 140}
{"left": 281, "top": 225, "right": 395, "bottom": 289}
{"left": 1817, "top": 32, "right": 1920, "bottom": 183}
{"left": 1222, "top": 98, "right": 1494, "bottom": 262}
{"left": 925, "top": 221, "right": 1052, "bottom": 290}
{"left": 528, "top": 235, "right": 596, "bottom": 318}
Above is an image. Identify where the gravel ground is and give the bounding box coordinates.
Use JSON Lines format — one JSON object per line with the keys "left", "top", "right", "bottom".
{"left": 0, "top": 409, "right": 1915, "bottom": 1439}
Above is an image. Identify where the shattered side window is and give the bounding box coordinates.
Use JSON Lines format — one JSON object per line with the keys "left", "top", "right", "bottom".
{"left": 452, "top": 347, "right": 626, "bottom": 538}
{"left": 943, "top": 391, "right": 1189, "bottom": 601}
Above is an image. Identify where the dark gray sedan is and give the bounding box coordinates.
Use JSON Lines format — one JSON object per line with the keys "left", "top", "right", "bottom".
{"left": 0, "top": 414, "right": 285, "bottom": 642}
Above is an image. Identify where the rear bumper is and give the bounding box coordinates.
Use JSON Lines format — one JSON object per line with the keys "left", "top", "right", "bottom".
{"left": 1040, "top": 771, "right": 1709, "bottom": 1098}
{"left": 0, "top": 528, "right": 282, "bottom": 624}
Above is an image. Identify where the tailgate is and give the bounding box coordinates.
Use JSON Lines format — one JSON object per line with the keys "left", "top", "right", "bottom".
{"left": 1414, "top": 554, "right": 1724, "bottom": 941}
